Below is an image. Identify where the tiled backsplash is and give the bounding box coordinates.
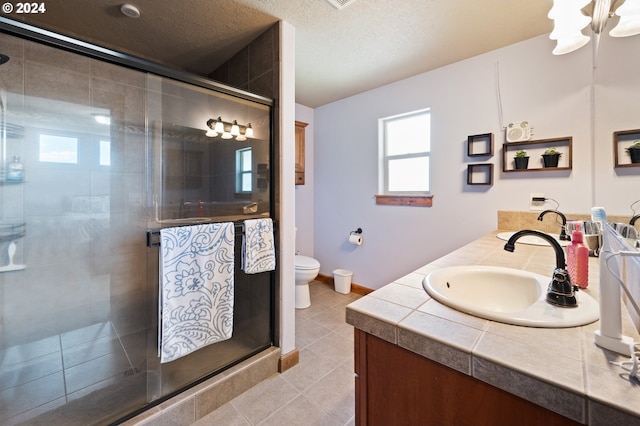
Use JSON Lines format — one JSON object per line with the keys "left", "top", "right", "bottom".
{"left": 498, "top": 210, "right": 632, "bottom": 232}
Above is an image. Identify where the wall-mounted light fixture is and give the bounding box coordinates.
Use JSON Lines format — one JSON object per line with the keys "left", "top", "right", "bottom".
{"left": 205, "top": 117, "right": 253, "bottom": 141}
{"left": 548, "top": 0, "right": 640, "bottom": 55}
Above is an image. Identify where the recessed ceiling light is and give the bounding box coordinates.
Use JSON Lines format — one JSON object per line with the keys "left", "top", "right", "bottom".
{"left": 120, "top": 4, "right": 141, "bottom": 18}
{"left": 325, "top": 0, "right": 358, "bottom": 10}
{"left": 92, "top": 113, "right": 111, "bottom": 125}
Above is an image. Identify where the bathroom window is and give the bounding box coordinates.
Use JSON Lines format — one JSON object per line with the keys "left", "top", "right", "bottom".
{"left": 376, "top": 109, "right": 433, "bottom": 206}
{"left": 99, "top": 140, "right": 111, "bottom": 166}
{"left": 236, "top": 147, "right": 252, "bottom": 193}
{"left": 39, "top": 134, "right": 78, "bottom": 164}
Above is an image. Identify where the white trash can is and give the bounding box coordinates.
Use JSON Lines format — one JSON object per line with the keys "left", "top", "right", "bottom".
{"left": 333, "top": 269, "right": 353, "bottom": 294}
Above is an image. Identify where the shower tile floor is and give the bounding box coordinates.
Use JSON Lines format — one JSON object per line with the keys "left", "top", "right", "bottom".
{"left": 0, "top": 321, "right": 147, "bottom": 425}
{"left": 193, "top": 280, "right": 361, "bottom": 426}
{"left": 1, "top": 280, "right": 361, "bottom": 425}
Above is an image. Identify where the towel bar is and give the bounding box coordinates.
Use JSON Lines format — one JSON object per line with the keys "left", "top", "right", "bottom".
{"left": 146, "top": 220, "right": 277, "bottom": 247}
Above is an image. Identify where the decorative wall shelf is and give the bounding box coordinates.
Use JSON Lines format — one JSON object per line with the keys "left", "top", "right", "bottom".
{"left": 613, "top": 128, "right": 640, "bottom": 168}
{"left": 502, "top": 137, "right": 572, "bottom": 172}
{"left": 467, "top": 133, "right": 494, "bottom": 157}
{"left": 467, "top": 163, "right": 493, "bottom": 185}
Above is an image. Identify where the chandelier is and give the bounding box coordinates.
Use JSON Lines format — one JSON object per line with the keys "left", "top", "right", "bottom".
{"left": 548, "top": 0, "right": 640, "bottom": 55}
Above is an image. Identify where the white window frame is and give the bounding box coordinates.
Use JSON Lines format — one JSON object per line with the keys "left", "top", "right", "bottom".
{"left": 236, "top": 147, "right": 252, "bottom": 193}
{"left": 378, "top": 108, "right": 431, "bottom": 196}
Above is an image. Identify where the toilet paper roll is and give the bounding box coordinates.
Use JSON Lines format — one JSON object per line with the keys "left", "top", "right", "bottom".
{"left": 349, "top": 234, "right": 362, "bottom": 246}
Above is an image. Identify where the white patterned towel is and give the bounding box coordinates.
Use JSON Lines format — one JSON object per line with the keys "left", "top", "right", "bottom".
{"left": 159, "top": 222, "right": 235, "bottom": 363}
{"left": 242, "top": 218, "right": 276, "bottom": 274}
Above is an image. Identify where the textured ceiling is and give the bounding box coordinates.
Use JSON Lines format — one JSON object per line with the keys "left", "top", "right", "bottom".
{"left": 5, "top": 0, "right": 554, "bottom": 107}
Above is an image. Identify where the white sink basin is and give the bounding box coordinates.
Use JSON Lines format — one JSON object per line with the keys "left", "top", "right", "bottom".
{"left": 423, "top": 266, "right": 599, "bottom": 328}
{"left": 497, "top": 231, "right": 569, "bottom": 247}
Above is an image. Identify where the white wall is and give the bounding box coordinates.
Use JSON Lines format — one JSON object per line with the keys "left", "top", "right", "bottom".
{"left": 294, "top": 104, "right": 314, "bottom": 256}
{"left": 302, "top": 33, "right": 640, "bottom": 291}
{"left": 279, "top": 21, "right": 296, "bottom": 355}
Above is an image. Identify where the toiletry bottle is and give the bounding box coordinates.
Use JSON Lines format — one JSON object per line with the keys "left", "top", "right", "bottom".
{"left": 6, "top": 155, "right": 23, "bottom": 182}
{"left": 566, "top": 222, "right": 589, "bottom": 288}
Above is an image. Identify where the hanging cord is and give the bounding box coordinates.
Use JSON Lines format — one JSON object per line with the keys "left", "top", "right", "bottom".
{"left": 546, "top": 198, "right": 560, "bottom": 210}
{"left": 631, "top": 200, "right": 640, "bottom": 216}
{"left": 541, "top": 198, "right": 565, "bottom": 228}
{"left": 495, "top": 62, "right": 504, "bottom": 130}
{"left": 610, "top": 343, "right": 640, "bottom": 381}
{"left": 605, "top": 251, "right": 640, "bottom": 381}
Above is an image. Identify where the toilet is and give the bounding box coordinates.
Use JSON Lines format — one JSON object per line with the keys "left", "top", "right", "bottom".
{"left": 294, "top": 255, "right": 320, "bottom": 309}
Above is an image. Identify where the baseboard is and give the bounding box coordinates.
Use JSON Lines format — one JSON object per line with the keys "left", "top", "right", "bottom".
{"left": 316, "top": 273, "right": 374, "bottom": 296}
{"left": 278, "top": 348, "right": 299, "bottom": 373}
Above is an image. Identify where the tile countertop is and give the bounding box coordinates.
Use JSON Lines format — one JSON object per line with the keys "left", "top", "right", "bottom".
{"left": 346, "top": 230, "right": 640, "bottom": 426}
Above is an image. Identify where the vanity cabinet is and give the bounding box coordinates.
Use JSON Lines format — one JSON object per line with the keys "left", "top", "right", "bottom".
{"left": 295, "top": 121, "right": 308, "bottom": 185}
{"left": 354, "top": 329, "right": 580, "bottom": 426}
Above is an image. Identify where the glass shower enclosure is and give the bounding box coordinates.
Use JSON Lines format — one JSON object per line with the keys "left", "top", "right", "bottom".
{"left": 0, "top": 22, "right": 274, "bottom": 425}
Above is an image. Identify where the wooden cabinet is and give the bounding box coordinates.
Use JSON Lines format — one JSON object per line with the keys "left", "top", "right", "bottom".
{"left": 354, "top": 329, "right": 580, "bottom": 426}
{"left": 295, "top": 121, "right": 308, "bottom": 185}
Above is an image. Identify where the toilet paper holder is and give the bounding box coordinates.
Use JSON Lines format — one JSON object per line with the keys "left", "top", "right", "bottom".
{"left": 350, "top": 228, "right": 362, "bottom": 235}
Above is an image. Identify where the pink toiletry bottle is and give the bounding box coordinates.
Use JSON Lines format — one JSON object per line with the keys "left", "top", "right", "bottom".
{"left": 566, "top": 222, "right": 589, "bottom": 288}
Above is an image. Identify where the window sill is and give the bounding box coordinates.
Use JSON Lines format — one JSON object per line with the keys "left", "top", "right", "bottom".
{"left": 375, "top": 194, "right": 433, "bottom": 207}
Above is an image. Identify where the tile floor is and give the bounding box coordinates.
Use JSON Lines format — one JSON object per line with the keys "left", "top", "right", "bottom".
{"left": 192, "top": 280, "right": 361, "bottom": 426}
{"left": 0, "top": 321, "right": 148, "bottom": 425}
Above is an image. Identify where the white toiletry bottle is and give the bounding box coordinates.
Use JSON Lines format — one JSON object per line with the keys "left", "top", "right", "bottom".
{"left": 6, "top": 156, "right": 23, "bottom": 182}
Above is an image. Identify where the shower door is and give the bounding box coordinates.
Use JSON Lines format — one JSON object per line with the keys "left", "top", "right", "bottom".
{"left": 144, "top": 75, "right": 274, "bottom": 398}
{"left": 0, "top": 26, "right": 274, "bottom": 425}
{"left": 0, "top": 29, "right": 151, "bottom": 424}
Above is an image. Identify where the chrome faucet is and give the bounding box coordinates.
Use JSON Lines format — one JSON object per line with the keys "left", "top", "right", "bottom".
{"left": 537, "top": 209, "right": 570, "bottom": 241}
{"left": 504, "top": 230, "right": 578, "bottom": 308}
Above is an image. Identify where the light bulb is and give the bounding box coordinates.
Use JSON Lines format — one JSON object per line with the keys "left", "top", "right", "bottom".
{"left": 221, "top": 132, "right": 233, "bottom": 139}
{"left": 245, "top": 123, "right": 254, "bottom": 138}
{"left": 236, "top": 134, "right": 247, "bottom": 141}
{"left": 214, "top": 117, "right": 224, "bottom": 133}
{"left": 205, "top": 128, "right": 218, "bottom": 137}
{"left": 230, "top": 120, "right": 240, "bottom": 136}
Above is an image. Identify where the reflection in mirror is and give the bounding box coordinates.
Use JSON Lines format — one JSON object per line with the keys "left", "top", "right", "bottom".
{"left": 157, "top": 123, "right": 270, "bottom": 221}
{"left": 150, "top": 76, "right": 271, "bottom": 224}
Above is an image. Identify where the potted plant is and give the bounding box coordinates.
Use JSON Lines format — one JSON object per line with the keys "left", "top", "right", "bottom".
{"left": 626, "top": 140, "right": 640, "bottom": 164}
{"left": 514, "top": 150, "right": 529, "bottom": 169}
{"left": 542, "top": 148, "right": 562, "bottom": 168}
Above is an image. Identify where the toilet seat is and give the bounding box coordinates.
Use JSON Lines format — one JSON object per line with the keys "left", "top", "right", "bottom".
{"left": 295, "top": 255, "right": 320, "bottom": 270}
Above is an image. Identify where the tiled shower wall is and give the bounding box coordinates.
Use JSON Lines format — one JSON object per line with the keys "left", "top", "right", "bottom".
{"left": 209, "top": 24, "right": 279, "bottom": 100}
{"left": 0, "top": 32, "right": 148, "bottom": 348}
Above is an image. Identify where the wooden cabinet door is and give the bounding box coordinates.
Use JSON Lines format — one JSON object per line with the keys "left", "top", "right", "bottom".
{"left": 295, "top": 121, "right": 307, "bottom": 185}
{"left": 354, "top": 329, "right": 580, "bottom": 426}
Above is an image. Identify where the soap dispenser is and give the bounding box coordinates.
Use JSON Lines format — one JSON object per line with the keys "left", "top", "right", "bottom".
{"left": 566, "top": 221, "right": 589, "bottom": 288}
{"left": 6, "top": 156, "right": 23, "bottom": 182}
